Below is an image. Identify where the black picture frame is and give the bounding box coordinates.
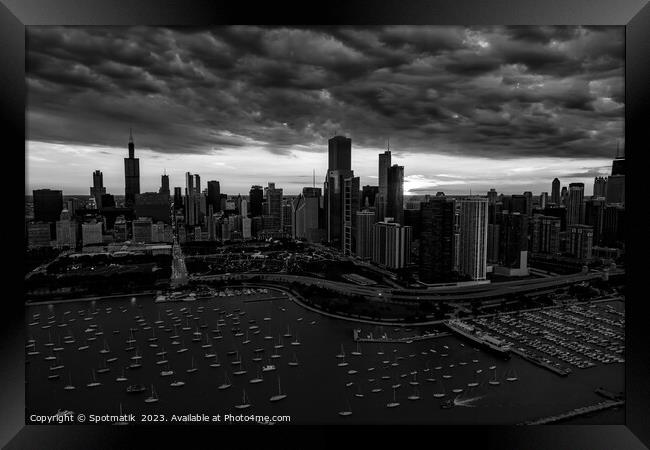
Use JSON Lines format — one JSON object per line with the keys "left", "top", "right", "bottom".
{"left": 2, "top": 0, "right": 648, "bottom": 448}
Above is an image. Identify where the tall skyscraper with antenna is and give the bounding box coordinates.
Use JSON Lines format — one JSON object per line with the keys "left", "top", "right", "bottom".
{"left": 124, "top": 129, "right": 140, "bottom": 207}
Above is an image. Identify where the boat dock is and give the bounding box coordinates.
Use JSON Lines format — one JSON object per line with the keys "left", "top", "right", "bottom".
{"left": 521, "top": 400, "right": 624, "bottom": 424}
{"left": 511, "top": 347, "right": 572, "bottom": 376}
{"left": 242, "top": 296, "right": 288, "bottom": 303}
{"left": 352, "top": 328, "right": 450, "bottom": 343}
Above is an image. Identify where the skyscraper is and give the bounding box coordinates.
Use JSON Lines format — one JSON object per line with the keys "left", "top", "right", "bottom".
{"left": 531, "top": 215, "right": 561, "bottom": 255}
{"left": 372, "top": 219, "right": 411, "bottom": 269}
{"left": 355, "top": 210, "right": 375, "bottom": 258}
{"left": 605, "top": 149, "right": 625, "bottom": 205}
{"left": 249, "top": 185, "right": 264, "bottom": 217}
{"left": 328, "top": 135, "right": 351, "bottom": 171}
{"left": 457, "top": 197, "right": 488, "bottom": 281}
{"left": 194, "top": 174, "right": 201, "bottom": 194}
{"left": 584, "top": 198, "right": 605, "bottom": 246}
{"left": 295, "top": 187, "right": 323, "bottom": 243}
{"left": 264, "top": 182, "right": 283, "bottom": 231}
{"left": 593, "top": 177, "right": 607, "bottom": 198}
{"left": 207, "top": 181, "right": 221, "bottom": 213}
{"left": 324, "top": 135, "right": 355, "bottom": 248}
{"left": 419, "top": 197, "right": 455, "bottom": 283}
{"left": 377, "top": 149, "right": 391, "bottom": 222}
{"left": 343, "top": 175, "right": 360, "bottom": 255}
{"left": 560, "top": 186, "right": 568, "bottom": 207}
{"left": 569, "top": 225, "right": 593, "bottom": 260}
{"left": 159, "top": 173, "right": 170, "bottom": 195}
{"left": 124, "top": 130, "right": 140, "bottom": 207}
{"left": 361, "top": 185, "right": 379, "bottom": 209}
{"left": 387, "top": 164, "right": 404, "bottom": 225}
{"left": 173, "top": 187, "right": 183, "bottom": 210}
{"left": 497, "top": 211, "right": 529, "bottom": 275}
{"left": 539, "top": 192, "right": 549, "bottom": 209}
{"left": 566, "top": 182, "right": 584, "bottom": 227}
{"left": 523, "top": 191, "right": 533, "bottom": 217}
{"left": 90, "top": 170, "right": 106, "bottom": 208}
{"left": 33, "top": 189, "right": 63, "bottom": 223}
{"left": 185, "top": 172, "right": 194, "bottom": 196}
{"left": 551, "top": 178, "right": 561, "bottom": 205}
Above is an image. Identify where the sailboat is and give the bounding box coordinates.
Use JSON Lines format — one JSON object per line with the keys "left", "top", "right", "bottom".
{"left": 391, "top": 375, "right": 401, "bottom": 389}
{"left": 452, "top": 386, "right": 464, "bottom": 394}
{"left": 505, "top": 367, "right": 518, "bottom": 382}
{"left": 242, "top": 330, "right": 251, "bottom": 345}
{"left": 177, "top": 338, "right": 188, "bottom": 353}
{"left": 114, "top": 403, "right": 129, "bottom": 425}
{"left": 291, "top": 333, "right": 301, "bottom": 346}
{"left": 97, "top": 359, "right": 110, "bottom": 374}
{"left": 337, "top": 354, "right": 349, "bottom": 367}
{"left": 467, "top": 371, "right": 480, "bottom": 388}
{"left": 160, "top": 363, "right": 174, "bottom": 377}
{"left": 156, "top": 353, "right": 169, "bottom": 365}
{"left": 488, "top": 367, "right": 500, "bottom": 386}
{"left": 355, "top": 384, "right": 364, "bottom": 398}
{"left": 63, "top": 372, "right": 76, "bottom": 390}
{"left": 433, "top": 379, "right": 446, "bottom": 398}
{"left": 371, "top": 379, "right": 383, "bottom": 393}
{"left": 144, "top": 384, "right": 159, "bottom": 403}
{"left": 338, "top": 399, "right": 352, "bottom": 416}
{"left": 407, "top": 386, "right": 421, "bottom": 401}
{"left": 186, "top": 356, "right": 198, "bottom": 373}
{"left": 377, "top": 345, "right": 385, "bottom": 356}
{"left": 283, "top": 326, "right": 292, "bottom": 339}
{"left": 409, "top": 373, "right": 419, "bottom": 386}
{"left": 386, "top": 387, "right": 400, "bottom": 408}
{"left": 86, "top": 369, "right": 101, "bottom": 388}
{"left": 233, "top": 361, "right": 247, "bottom": 376}
{"left": 288, "top": 353, "right": 299, "bottom": 367}
{"left": 269, "top": 376, "right": 287, "bottom": 402}
{"left": 250, "top": 367, "right": 263, "bottom": 384}
{"left": 210, "top": 354, "right": 221, "bottom": 368}
{"left": 262, "top": 358, "right": 276, "bottom": 372}
{"left": 270, "top": 347, "right": 281, "bottom": 360}
{"left": 351, "top": 342, "right": 362, "bottom": 356}
{"left": 116, "top": 367, "right": 128, "bottom": 382}
{"left": 234, "top": 389, "right": 251, "bottom": 409}
{"left": 170, "top": 379, "right": 185, "bottom": 387}
{"left": 274, "top": 335, "right": 284, "bottom": 349}
{"left": 217, "top": 371, "right": 232, "bottom": 390}
{"left": 336, "top": 344, "right": 346, "bottom": 359}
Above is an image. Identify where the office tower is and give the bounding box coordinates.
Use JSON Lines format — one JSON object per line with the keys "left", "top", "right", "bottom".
{"left": 543, "top": 206, "right": 567, "bottom": 232}
{"left": 249, "top": 185, "right": 264, "bottom": 217}
{"left": 509, "top": 195, "right": 527, "bottom": 215}
{"left": 523, "top": 191, "right": 533, "bottom": 217}
{"left": 497, "top": 211, "right": 529, "bottom": 275}
{"left": 66, "top": 198, "right": 81, "bottom": 217}
{"left": 27, "top": 222, "right": 52, "bottom": 248}
{"left": 185, "top": 172, "right": 194, "bottom": 196}
{"left": 324, "top": 136, "right": 355, "bottom": 248}
{"left": 561, "top": 186, "right": 568, "bottom": 206}
{"left": 602, "top": 204, "right": 625, "bottom": 248}
{"left": 124, "top": 130, "right": 140, "bottom": 207}
{"left": 584, "top": 198, "right": 605, "bottom": 245}
{"left": 593, "top": 177, "right": 607, "bottom": 198}
{"left": 343, "top": 176, "right": 360, "bottom": 255}
{"left": 199, "top": 194, "right": 207, "bottom": 216}
{"left": 539, "top": 192, "right": 548, "bottom": 209}
{"left": 100, "top": 194, "right": 115, "bottom": 208}
{"left": 387, "top": 165, "right": 404, "bottom": 225}
{"left": 242, "top": 217, "right": 252, "bottom": 239}
{"left": 159, "top": 173, "right": 170, "bottom": 195}
{"left": 606, "top": 175, "right": 625, "bottom": 205}
{"left": 569, "top": 225, "right": 593, "bottom": 260}
{"left": 487, "top": 189, "right": 498, "bottom": 205}
{"left": 295, "top": 187, "right": 323, "bottom": 243}
{"left": 55, "top": 210, "right": 77, "bottom": 248}
{"left": 240, "top": 199, "right": 248, "bottom": 218}
{"left": 113, "top": 217, "right": 128, "bottom": 242}
{"left": 328, "top": 135, "right": 351, "bottom": 171}
{"left": 457, "top": 197, "right": 488, "bottom": 281}
{"left": 372, "top": 219, "right": 412, "bottom": 269}
{"left": 264, "top": 182, "right": 283, "bottom": 231}
{"left": 33, "top": 189, "right": 63, "bottom": 223}
{"left": 377, "top": 149, "right": 391, "bottom": 221}
{"left": 419, "top": 197, "right": 455, "bottom": 283}
{"left": 131, "top": 218, "right": 153, "bottom": 243}
{"left": 551, "top": 178, "right": 561, "bottom": 205}
{"left": 90, "top": 170, "right": 106, "bottom": 208}
{"left": 531, "top": 215, "right": 561, "bottom": 255}
{"left": 566, "top": 183, "right": 585, "bottom": 227}
{"left": 173, "top": 187, "right": 183, "bottom": 210}
{"left": 361, "top": 185, "right": 379, "bottom": 209}
{"left": 281, "top": 201, "right": 293, "bottom": 237}
{"left": 134, "top": 192, "right": 171, "bottom": 224}
{"left": 194, "top": 174, "right": 201, "bottom": 194}
{"left": 611, "top": 145, "right": 625, "bottom": 176}
{"left": 184, "top": 193, "right": 201, "bottom": 226}
{"left": 206, "top": 181, "right": 221, "bottom": 213}
{"left": 487, "top": 223, "right": 500, "bottom": 263}
{"left": 81, "top": 221, "right": 103, "bottom": 246}
{"left": 355, "top": 210, "right": 375, "bottom": 258}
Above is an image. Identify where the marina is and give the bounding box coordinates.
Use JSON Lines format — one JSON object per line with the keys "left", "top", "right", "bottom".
{"left": 25, "top": 288, "right": 624, "bottom": 424}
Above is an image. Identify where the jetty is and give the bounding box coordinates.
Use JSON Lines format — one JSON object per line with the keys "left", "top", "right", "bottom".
{"left": 352, "top": 328, "right": 449, "bottom": 343}
{"left": 521, "top": 400, "right": 624, "bottom": 425}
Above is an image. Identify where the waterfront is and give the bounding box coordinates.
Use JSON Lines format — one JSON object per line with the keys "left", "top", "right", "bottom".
{"left": 25, "top": 288, "right": 624, "bottom": 424}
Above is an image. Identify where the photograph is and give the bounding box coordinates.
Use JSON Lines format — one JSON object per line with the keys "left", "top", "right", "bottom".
{"left": 22, "top": 24, "right": 628, "bottom": 427}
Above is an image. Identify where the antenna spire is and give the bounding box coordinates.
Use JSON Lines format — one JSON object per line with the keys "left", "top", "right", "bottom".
{"left": 129, "top": 127, "right": 133, "bottom": 143}
{"left": 387, "top": 136, "right": 390, "bottom": 151}
{"left": 313, "top": 169, "right": 315, "bottom": 188}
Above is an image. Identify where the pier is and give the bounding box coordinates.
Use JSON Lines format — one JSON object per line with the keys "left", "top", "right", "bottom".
{"left": 521, "top": 400, "right": 624, "bottom": 424}
{"left": 352, "top": 328, "right": 450, "bottom": 343}
{"left": 511, "top": 347, "right": 572, "bottom": 377}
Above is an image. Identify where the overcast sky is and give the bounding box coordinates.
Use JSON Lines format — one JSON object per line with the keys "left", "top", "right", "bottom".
{"left": 26, "top": 26, "right": 624, "bottom": 196}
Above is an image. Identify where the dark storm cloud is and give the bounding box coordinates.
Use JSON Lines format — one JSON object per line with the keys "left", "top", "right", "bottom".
{"left": 26, "top": 25, "right": 624, "bottom": 160}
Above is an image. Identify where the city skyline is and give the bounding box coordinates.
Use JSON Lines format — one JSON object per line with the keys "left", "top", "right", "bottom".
{"left": 26, "top": 26, "right": 623, "bottom": 196}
